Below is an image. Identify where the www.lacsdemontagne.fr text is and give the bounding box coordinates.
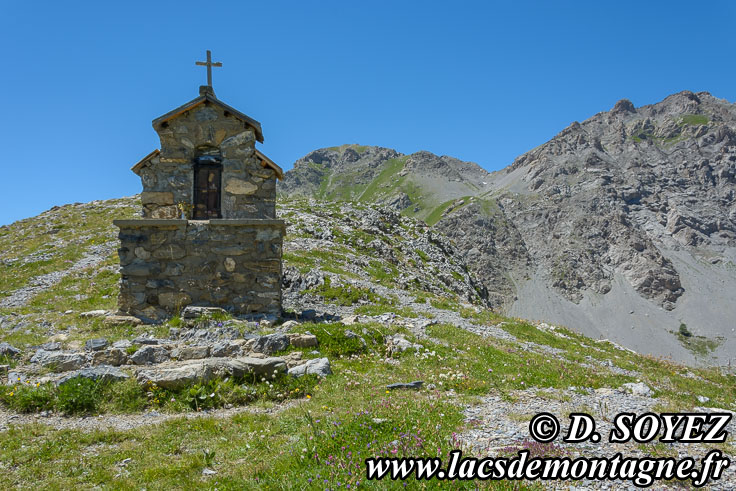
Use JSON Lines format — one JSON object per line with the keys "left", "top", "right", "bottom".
{"left": 365, "top": 449, "right": 729, "bottom": 487}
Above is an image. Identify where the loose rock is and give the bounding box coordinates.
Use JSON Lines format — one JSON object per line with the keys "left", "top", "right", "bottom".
{"left": 288, "top": 357, "right": 331, "bottom": 378}
{"left": 30, "top": 350, "right": 86, "bottom": 372}
{"left": 130, "top": 346, "right": 170, "bottom": 365}
{"left": 252, "top": 334, "right": 290, "bottom": 355}
{"left": 104, "top": 315, "right": 142, "bottom": 327}
{"left": 57, "top": 366, "right": 130, "bottom": 386}
{"left": 85, "top": 338, "right": 109, "bottom": 351}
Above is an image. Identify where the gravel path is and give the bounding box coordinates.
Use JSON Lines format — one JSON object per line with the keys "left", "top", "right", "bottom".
{"left": 457, "top": 387, "right": 736, "bottom": 490}
{"left": 0, "top": 399, "right": 299, "bottom": 433}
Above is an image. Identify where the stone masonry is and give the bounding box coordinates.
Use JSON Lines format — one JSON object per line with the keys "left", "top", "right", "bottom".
{"left": 114, "top": 84, "right": 285, "bottom": 321}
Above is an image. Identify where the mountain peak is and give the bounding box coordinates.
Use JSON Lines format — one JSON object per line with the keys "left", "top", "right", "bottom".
{"left": 612, "top": 98, "right": 636, "bottom": 114}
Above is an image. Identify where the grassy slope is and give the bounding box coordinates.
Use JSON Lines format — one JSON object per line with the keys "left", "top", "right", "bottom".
{"left": 0, "top": 197, "right": 734, "bottom": 488}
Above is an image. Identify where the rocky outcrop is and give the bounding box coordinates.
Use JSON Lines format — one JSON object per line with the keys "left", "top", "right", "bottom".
{"left": 135, "top": 356, "right": 288, "bottom": 390}
{"left": 287, "top": 357, "right": 331, "bottom": 378}
{"left": 56, "top": 366, "right": 129, "bottom": 386}
{"left": 30, "top": 350, "right": 86, "bottom": 372}
{"left": 251, "top": 333, "right": 289, "bottom": 355}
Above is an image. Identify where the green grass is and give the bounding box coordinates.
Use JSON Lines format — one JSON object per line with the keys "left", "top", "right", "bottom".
{"left": 304, "top": 277, "right": 387, "bottom": 306}
{"left": 415, "top": 249, "right": 430, "bottom": 263}
{"left": 290, "top": 322, "right": 386, "bottom": 357}
{"left": 430, "top": 297, "right": 461, "bottom": 311}
{"left": 354, "top": 303, "right": 419, "bottom": 318}
{"left": 364, "top": 259, "right": 399, "bottom": 286}
{"left": 425, "top": 198, "right": 457, "bottom": 226}
{"left": 0, "top": 390, "right": 490, "bottom": 489}
{"left": 1, "top": 372, "right": 321, "bottom": 416}
{"left": 358, "top": 157, "right": 407, "bottom": 202}
{"left": 283, "top": 251, "right": 316, "bottom": 273}
{"left": 675, "top": 330, "right": 723, "bottom": 357}
{"left": 680, "top": 114, "right": 709, "bottom": 126}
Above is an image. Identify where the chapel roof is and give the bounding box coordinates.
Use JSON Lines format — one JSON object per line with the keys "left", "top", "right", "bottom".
{"left": 131, "top": 149, "right": 160, "bottom": 175}
{"left": 255, "top": 149, "right": 284, "bottom": 180}
{"left": 152, "top": 86, "right": 264, "bottom": 143}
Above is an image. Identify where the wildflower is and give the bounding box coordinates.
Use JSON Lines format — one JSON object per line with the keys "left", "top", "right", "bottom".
{"left": 36, "top": 382, "right": 40, "bottom": 387}
{"left": 306, "top": 394, "right": 311, "bottom": 399}
{"left": 9, "top": 392, "right": 13, "bottom": 397}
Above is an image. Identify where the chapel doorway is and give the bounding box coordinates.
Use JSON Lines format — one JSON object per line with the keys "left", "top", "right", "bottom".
{"left": 193, "top": 163, "right": 222, "bottom": 219}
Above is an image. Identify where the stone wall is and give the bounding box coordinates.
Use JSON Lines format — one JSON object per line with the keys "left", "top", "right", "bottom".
{"left": 137, "top": 102, "right": 277, "bottom": 219}
{"left": 114, "top": 219, "right": 284, "bottom": 321}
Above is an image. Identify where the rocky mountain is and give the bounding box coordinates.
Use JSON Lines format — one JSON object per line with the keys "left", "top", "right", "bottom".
{"left": 280, "top": 91, "right": 736, "bottom": 365}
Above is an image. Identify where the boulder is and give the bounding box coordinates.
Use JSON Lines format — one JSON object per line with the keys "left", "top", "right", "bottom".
{"left": 0, "top": 342, "right": 21, "bottom": 359}
{"left": 288, "top": 357, "right": 332, "bottom": 378}
{"left": 40, "top": 342, "right": 62, "bottom": 351}
{"left": 171, "top": 345, "right": 210, "bottom": 360}
{"left": 211, "top": 341, "right": 241, "bottom": 357}
{"left": 92, "top": 348, "right": 128, "bottom": 367}
{"left": 288, "top": 334, "right": 318, "bottom": 348}
{"left": 30, "top": 350, "right": 86, "bottom": 372}
{"left": 280, "top": 320, "right": 300, "bottom": 330}
{"left": 56, "top": 366, "right": 129, "bottom": 386}
{"left": 386, "top": 335, "right": 422, "bottom": 355}
{"left": 103, "top": 315, "right": 142, "bottom": 327}
{"left": 133, "top": 336, "right": 163, "bottom": 345}
{"left": 621, "top": 382, "right": 653, "bottom": 397}
{"left": 136, "top": 356, "right": 287, "bottom": 390}
{"left": 282, "top": 351, "right": 303, "bottom": 368}
{"left": 85, "top": 338, "right": 109, "bottom": 351}
{"left": 252, "top": 334, "right": 290, "bottom": 355}
{"left": 130, "top": 346, "right": 170, "bottom": 365}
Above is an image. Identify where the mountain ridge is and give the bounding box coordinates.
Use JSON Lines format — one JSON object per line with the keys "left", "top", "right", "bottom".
{"left": 280, "top": 90, "right": 736, "bottom": 365}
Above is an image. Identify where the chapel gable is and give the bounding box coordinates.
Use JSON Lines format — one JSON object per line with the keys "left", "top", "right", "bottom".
{"left": 131, "top": 85, "right": 282, "bottom": 220}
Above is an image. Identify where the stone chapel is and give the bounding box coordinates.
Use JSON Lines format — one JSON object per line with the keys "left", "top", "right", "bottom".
{"left": 114, "top": 53, "right": 284, "bottom": 322}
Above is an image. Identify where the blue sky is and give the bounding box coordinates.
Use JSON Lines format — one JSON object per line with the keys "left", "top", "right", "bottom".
{"left": 1, "top": 1, "right": 735, "bottom": 225}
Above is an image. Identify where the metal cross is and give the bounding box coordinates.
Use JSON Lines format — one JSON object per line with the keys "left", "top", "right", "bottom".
{"left": 195, "top": 50, "right": 222, "bottom": 87}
